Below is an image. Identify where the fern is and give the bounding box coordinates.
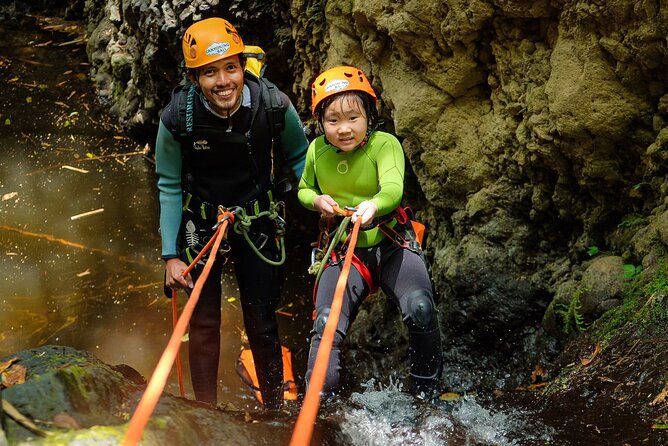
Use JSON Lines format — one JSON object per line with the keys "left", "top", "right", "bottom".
{"left": 556, "top": 288, "right": 588, "bottom": 335}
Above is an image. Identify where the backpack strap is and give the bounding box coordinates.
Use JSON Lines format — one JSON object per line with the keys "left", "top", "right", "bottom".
{"left": 258, "top": 77, "right": 285, "bottom": 137}
{"left": 175, "top": 83, "right": 197, "bottom": 138}
{"left": 176, "top": 79, "right": 284, "bottom": 139}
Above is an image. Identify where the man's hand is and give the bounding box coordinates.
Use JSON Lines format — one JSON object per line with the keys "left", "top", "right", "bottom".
{"left": 352, "top": 200, "right": 377, "bottom": 226}
{"left": 165, "top": 258, "right": 194, "bottom": 290}
{"left": 313, "top": 194, "right": 339, "bottom": 218}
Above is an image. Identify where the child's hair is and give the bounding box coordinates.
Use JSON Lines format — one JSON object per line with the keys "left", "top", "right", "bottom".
{"left": 315, "top": 90, "right": 380, "bottom": 131}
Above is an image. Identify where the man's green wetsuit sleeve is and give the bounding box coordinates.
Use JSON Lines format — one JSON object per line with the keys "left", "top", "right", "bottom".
{"left": 155, "top": 121, "right": 183, "bottom": 259}
{"left": 280, "top": 103, "right": 308, "bottom": 180}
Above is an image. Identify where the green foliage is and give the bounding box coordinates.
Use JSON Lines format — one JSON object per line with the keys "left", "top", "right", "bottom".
{"left": 623, "top": 263, "right": 642, "bottom": 279}
{"left": 587, "top": 245, "right": 599, "bottom": 257}
{"left": 556, "top": 287, "right": 588, "bottom": 335}
{"left": 618, "top": 216, "right": 646, "bottom": 228}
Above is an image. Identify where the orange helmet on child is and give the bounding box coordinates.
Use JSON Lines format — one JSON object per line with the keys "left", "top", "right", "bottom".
{"left": 311, "top": 66, "right": 377, "bottom": 116}
{"left": 182, "top": 18, "right": 245, "bottom": 68}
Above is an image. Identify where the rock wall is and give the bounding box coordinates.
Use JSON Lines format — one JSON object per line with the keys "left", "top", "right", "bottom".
{"left": 291, "top": 0, "right": 668, "bottom": 389}
{"left": 79, "top": 0, "right": 668, "bottom": 390}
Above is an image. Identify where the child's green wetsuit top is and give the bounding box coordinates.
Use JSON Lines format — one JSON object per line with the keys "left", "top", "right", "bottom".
{"left": 298, "top": 131, "right": 405, "bottom": 248}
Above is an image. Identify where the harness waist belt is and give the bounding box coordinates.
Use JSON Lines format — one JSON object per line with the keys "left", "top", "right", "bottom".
{"left": 184, "top": 190, "right": 274, "bottom": 221}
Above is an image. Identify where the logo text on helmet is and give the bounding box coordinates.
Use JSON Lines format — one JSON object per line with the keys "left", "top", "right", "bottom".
{"left": 325, "top": 79, "right": 349, "bottom": 93}
{"left": 206, "top": 42, "right": 231, "bottom": 57}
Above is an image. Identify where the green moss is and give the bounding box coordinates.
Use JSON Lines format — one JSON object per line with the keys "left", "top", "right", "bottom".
{"left": 306, "top": 0, "right": 324, "bottom": 33}
{"left": 32, "top": 424, "right": 126, "bottom": 445}
{"left": 594, "top": 259, "right": 668, "bottom": 345}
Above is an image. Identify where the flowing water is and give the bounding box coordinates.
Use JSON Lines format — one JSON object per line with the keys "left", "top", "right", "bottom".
{"left": 0, "top": 13, "right": 563, "bottom": 446}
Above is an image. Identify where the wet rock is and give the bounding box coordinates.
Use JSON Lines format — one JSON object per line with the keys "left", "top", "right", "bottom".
{"left": 0, "top": 346, "right": 296, "bottom": 445}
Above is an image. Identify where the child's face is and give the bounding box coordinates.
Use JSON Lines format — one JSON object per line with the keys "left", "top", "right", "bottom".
{"left": 322, "top": 94, "right": 368, "bottom": 152}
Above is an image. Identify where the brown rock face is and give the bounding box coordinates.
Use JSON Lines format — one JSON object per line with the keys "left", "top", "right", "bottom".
{"left": 80, "top": 0, "right": 667, "bottom": 388}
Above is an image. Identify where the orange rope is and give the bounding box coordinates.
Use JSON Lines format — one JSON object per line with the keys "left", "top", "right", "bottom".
{"left": 171, "top": 212, "right": 236, "bottom": 396}
{"left": 171, "top": 290, "right": 185, "bottom": 398}
{"left": 290, "top": 207, "right": 360, "bottom": 446}
{"left": 122, "top": 211, "right": 234, "bottom": 446}
{"left": 169, "top": 222, "right": 227, "bottom": 399}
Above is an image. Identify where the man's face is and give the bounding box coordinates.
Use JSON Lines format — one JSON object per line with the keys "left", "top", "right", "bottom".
{"left": 194, "top": 55, "right": 244, "bottom": 116}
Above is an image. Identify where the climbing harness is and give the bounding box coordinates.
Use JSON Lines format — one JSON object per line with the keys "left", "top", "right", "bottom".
{"left": 229, "top": 199, "right": 287, "bottom": 266}
{"left": 308, "top": 206, "right": 426, "bottom": 301}
{"left": 183, "top": 191, "right": 287, "bottom": 266}
{"left": 377, "top": 206, "right": 426, "bottom": 254}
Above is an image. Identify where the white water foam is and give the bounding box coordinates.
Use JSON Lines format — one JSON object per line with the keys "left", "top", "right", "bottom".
{"left": 337, "top": 379, "right": 553, "bottom": 445}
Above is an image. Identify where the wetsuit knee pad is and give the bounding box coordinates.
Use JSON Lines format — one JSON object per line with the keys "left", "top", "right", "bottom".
{"left": 312, "top": 307, "right": 345, "bottom": 345}
{"left": 403, "top": 289, "right": 437, "bottom": 331}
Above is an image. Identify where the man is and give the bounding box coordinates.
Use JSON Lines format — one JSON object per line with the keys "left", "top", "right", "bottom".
{"left": 155, "top": 17, "right": 308, "bottom": 409}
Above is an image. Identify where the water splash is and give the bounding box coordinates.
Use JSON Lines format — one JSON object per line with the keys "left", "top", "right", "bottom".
{"left": 335, "top": 379, "right": 553, "bottom": 445}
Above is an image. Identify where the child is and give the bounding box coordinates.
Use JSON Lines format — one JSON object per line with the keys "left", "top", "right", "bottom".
{"left": 297, "top": 66, "right": 443, "bottom": 398}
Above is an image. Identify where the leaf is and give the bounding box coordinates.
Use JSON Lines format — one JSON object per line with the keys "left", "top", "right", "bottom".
{"left": 2, "top": 192, "right": 18, "bottom": 201}
{"left": 0, "top": 357, "right": 18, "bottom": 374}
{"left": 4, "top": 118, "right": 10, "bottom": 125}
{"left": 26, "top": 96, "right": 32, "bottom": 104}
{"left": 650, "top": 383, "right": 668, "bottom": 406}
{"left": 530, "top": 363, "right": 548, "bottom": 384}
{"left": 623, "top": 264, "right": 639, "bottom": 279}
{"left": 652, "top": 423, "right": 668, "bottom": 429}
{"left": 580, "top": 341, "right": 601, "bottom": 366}
{"left": 1, "top": 363, "right": 27, "bottom": 388}
{"left": 439, "top": 392, "right": 461, "bottom": 401}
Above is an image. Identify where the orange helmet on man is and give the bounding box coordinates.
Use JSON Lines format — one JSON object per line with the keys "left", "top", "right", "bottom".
{"left": 311, "top": 66, "right": 377, "bottom": 116}
{"left": 182, "top": 18, "right": 244, "bottom": 68}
